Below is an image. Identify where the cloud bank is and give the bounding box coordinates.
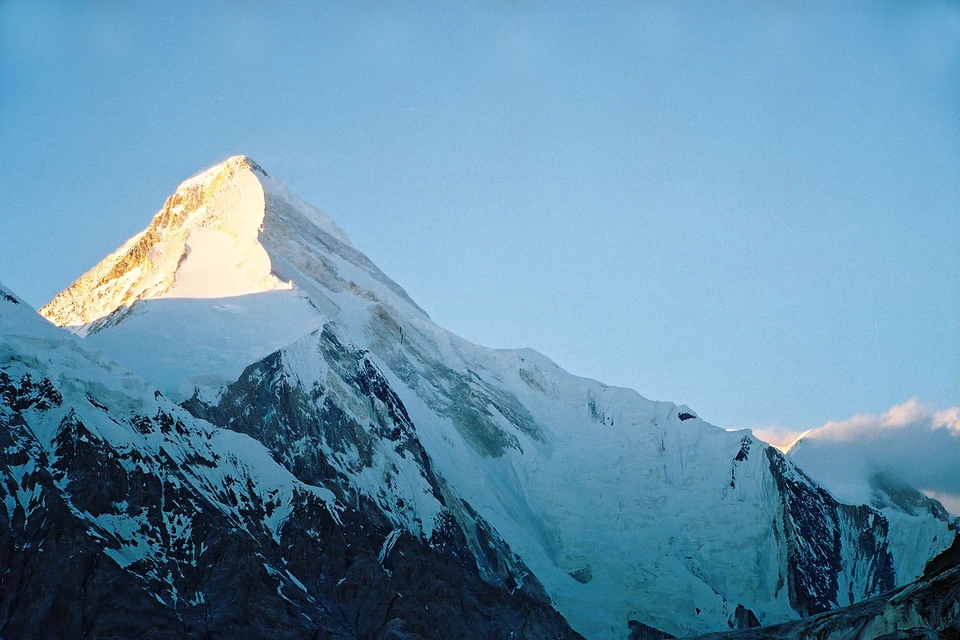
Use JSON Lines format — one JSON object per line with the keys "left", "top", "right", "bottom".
{"left": 754, "top": 399, "right": 960, "bottom": 515}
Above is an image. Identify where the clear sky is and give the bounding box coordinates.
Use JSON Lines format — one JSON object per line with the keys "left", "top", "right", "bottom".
{"left": 1, "top": 1, "right": 957, "bottom": 434}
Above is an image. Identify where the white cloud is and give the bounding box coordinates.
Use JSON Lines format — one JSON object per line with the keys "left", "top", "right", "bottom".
{"left": 751, "top": 424, "right": 807, "bottom": 449}
{"left": 925, "top": 490, "right": 960, "bottom": 517}
{"left": 754, "top": 399, "right": 960, "bottom": 515}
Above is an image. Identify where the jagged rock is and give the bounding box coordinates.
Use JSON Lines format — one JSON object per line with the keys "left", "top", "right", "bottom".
{"left": 733, "top": 605, "right": 761, "bottom": 630}
{"left": 0, "top": 287, "right": 581, "bottom": 640}
{"left": 682, "top": 564, "right": 960, "bottom": 640}
{"left": 629, "top": 619, "right": 676, "bottom": 640}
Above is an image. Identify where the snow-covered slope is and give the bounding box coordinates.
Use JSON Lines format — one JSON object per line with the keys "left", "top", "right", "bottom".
{"left": 784, "top": 420, "right": 957, "bottom": 587}
{"left": 0, "top": 282, "right": 579, "bottom": 639}
{"left": 40, "top": 157, "right": 956, "bottom": 638}
{"left": 40, "top": 157, "right": 329, "bottom": 398}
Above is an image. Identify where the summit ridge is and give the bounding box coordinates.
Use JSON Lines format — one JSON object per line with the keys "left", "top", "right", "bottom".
{"left": 39, "top": 155, "right": 362, "bottom": 334}
{"left": 41, "top": 155, "right": 283, "bottom": 332}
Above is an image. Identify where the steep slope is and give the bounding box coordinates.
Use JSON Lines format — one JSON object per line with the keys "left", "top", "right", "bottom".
{"left": 40, "top": 157, "right": 955, "bottom": 638}
{"left": 682, "top": 544, "right": 960, "bottom": 640}
{"left": 1, "top": 284, "right": 580, "bottom": 639}
{"left": 40, "top": 157, "right": 328, "bottom": 397}
{"left": 783, "top": 427, "right": 958, "bottom": 587}
{"left": 186, "top": 322, "right": 910, "bottom": 637}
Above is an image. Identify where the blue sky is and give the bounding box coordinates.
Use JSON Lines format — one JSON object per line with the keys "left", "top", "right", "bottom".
{"left": 1, "top": 1, "right": 957, "bottom": 433}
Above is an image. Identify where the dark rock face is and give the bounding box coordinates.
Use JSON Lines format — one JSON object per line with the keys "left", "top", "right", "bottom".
{"left": 924, "top": 534, "right": 960, "bottom": 579}
{"left": 733, "top": 605, "right": 760, "bottom": 630}
{"left": 569, "top": 566, "right": 593, "bottom": 584}
{"left": 766, "top": 448, "right": 897, "bottom": 617}
{"left": 183, "top": 326, "right": 427, "bottom": 502}
{"left": 183, "top": 325, "right": 545, "bottom": 595}
{"left": 278, "top": 502, "right": 577, "bottom": 640}
{"left": 628, "top": 619, "right": 676, "bottom": 640}
{"left": 0, "top": 361, "right": 581, "bottom": 640}
{"left": 0, "top": 377, "right": 179, "bottom": 640}
{"left": 734, "top": 437, "right": 751, "bottom": 463}
{"left": 0, "top": 370, "right": 332, "bottom": 639}
{"left": 730, "top": 436, "right": 753, "bottom": 488}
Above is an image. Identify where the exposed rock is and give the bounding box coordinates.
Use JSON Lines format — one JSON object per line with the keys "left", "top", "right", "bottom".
{"left": 629, "top": 619, "right": 676, "bottom": 640}
{"left": 0, "top": 324, "right": 581, "bottom": 639}
{"left": 733, "top": 605, "right": 760, "bottom": 630}
{"left": 681, "top": 564, "right": 960, "bottom": 640}
{"left": 569, "top": 566, "right": 593, "bottom": 584}
{"left": 766, "top": 448, "right": 896, "bottom": 617}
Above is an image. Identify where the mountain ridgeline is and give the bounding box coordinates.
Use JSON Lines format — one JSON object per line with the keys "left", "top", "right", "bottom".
{"left": 0, "top": 286, "right": 578, "bottom": 639}
{"left": 0, "top": 156, "right": 952, "bottom": 638}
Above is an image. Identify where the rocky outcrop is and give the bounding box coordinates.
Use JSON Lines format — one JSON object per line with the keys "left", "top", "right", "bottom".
{"left": 182, "top": 324, "right": 546, "bottom": 596}
{"left": 766, "top": 448, "right": 896, "bottom": 617}
{"left": 0, "top": 291, "right": 581, "bottom": 639}
{"left": 680, "top": 453, "right": 955, "bottom": 639}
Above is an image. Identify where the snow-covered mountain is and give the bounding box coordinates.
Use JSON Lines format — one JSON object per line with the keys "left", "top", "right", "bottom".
{"left": 0, "top": 283, "right": 578, "bottom": 639}
{"left": 36, "top": 156, "right": 957, "bottom": 638}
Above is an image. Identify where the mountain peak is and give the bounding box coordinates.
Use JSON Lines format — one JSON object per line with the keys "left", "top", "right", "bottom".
{"left": 40, "top": 156, "right": 286, "bottom": 333}
{"left": 40, "top": 157, "right": 422, "bottom": 338}
{"left": 183, "top": 155, "right": 351, "bottom": 242}
{"left": 178, "top": 155, "right": 272, "bottom": 194}
{"left": 182, "top": 154, "right": 258, "bottom": 181}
